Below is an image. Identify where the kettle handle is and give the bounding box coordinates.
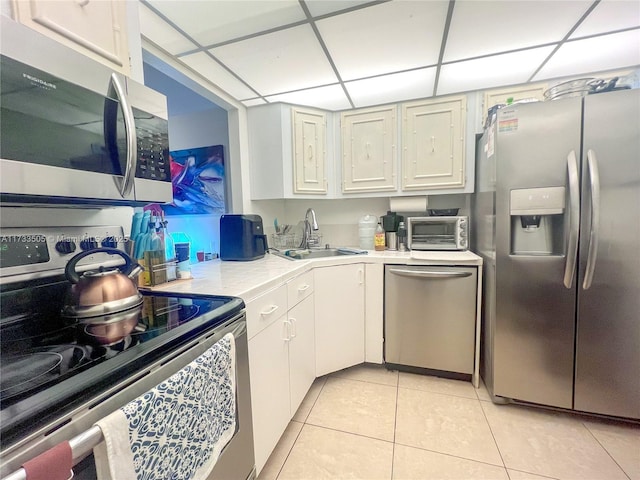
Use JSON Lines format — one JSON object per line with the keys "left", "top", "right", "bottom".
{"left": 65, "top": 247, "right": 142, "bottom": 284}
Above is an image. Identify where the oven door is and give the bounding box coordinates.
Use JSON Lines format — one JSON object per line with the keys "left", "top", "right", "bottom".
{"left": 0, "top": 55, "right": 136, "bottom": 203}
{"left": 409, "top": 219, "right": 459, "bottom": 250}
{"left": 0, "top": 313, "right": 255, "bottom": 480}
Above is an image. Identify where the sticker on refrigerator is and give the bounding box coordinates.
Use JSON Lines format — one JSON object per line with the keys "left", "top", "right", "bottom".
{"left": 498, "top": 117, "right": 518, "bottom": 133}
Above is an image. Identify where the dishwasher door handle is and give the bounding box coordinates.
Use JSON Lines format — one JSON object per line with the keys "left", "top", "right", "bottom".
{"left": 388, "top": 268, "right": 472, "bottom": 279}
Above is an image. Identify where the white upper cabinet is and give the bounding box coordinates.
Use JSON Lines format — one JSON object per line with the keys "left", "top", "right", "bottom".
{"left": 401, "top": 95, "right": 467, "bottom": 190}
{"left": 481, "top": 82, "right": 548, "bottom": 129}
{"left": 248, "top": 103, "right": 331, "bottom": 199}
{"left": 341, "top": 106, "right": 397, "bottom": 193}
{"left": 11, "top": 0, "right": 131, "bottom": 75}
{"left": 292, "top": 108, "right": 327, "bottom": 195}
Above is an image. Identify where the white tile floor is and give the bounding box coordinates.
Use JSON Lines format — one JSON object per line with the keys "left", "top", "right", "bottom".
{"left": 257, "top": 364, "right": 640, "bottom": 480}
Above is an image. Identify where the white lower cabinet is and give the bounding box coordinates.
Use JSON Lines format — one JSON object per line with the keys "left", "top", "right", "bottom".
{"left": 287, "top": 295, "right": 315, "bottom": 415}
{"left": 248, "top": 311, "right": 291, "bottom": 475}
{"left": 365, "top": 263, "right": 384, "bottom": 364}
{"left": 247, "top": 274, "right": 315, "bottom": 475}
{"left": 314, "top": 264, "right": 365, "bottom": 376}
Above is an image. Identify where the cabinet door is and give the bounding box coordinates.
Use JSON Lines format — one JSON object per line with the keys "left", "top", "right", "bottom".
{"left": 288, "top": 294, "right": 316, "bottom": 415}
{"left": 341, "top": 106, "right": 397, "bottom": 193}
{"left": 314, "top": 264, "right": 365, "bottom": 376}
{"left": 12, "top": 0, "right": 130, "bottom": 74}
{"left": 292, "top": 108, "right": 327, "bottom": 194}
{"left": 402, "top": 95, "right": 466, "bottom": 190}
{"left": 248, "top": 316, "right": 291, "bottom": 475}
{"left": 482, "top": 83, "right": 547, "bottom": 128}
{"left": 364, "top": 263, "right": 384, "bottom": 364}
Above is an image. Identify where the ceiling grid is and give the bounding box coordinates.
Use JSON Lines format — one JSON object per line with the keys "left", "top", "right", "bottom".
{"left": 139, "top": 0, "right": 640, "bottom": 110}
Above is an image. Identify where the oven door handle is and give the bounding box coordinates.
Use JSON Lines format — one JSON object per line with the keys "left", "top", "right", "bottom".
{"left": 388, "top": 268, "right": 472, "bottom": 279}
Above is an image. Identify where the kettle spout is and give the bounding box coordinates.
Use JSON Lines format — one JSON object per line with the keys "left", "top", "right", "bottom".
{"left": 127, "top": 263, "right": 144, "bottom": 279}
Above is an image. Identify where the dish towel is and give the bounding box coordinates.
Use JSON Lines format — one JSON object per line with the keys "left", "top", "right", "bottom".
{"left": 23, "top": 441, "right": 72, "bottom": 480}
{"left": 94, "top": 333, "right": 236, "bottom": 480}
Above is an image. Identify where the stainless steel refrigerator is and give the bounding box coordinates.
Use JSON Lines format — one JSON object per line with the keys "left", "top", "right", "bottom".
{"left": 472, "top": 88, "right": 639, "bottom": 419}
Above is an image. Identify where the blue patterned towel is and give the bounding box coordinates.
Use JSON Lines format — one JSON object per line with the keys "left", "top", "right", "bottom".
{"left": 94, "top": 333, "right": 236, "bottom": 480}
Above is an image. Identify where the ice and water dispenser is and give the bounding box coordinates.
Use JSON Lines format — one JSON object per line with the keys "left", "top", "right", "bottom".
{"left": 510, "top": 187, "right": 566, "bottom": 255}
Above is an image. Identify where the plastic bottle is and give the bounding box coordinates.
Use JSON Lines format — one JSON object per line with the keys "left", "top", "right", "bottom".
{"left": 374, "top": 221, "right": 386, "bottom": 251}
{"left": 358, "top": 215, "right": 378, "bottom": 250}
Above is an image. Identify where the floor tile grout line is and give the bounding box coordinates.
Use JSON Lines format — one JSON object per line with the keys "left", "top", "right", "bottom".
{"left": 396, "top": 384, "right": 483, "bottom": 403}
{"left": 478, "top": 397, "right": 510, "bottom": 474}
{"left": 392, "top": 440, "right": 508, "bottom": 470}
{"left": 273, "top": 377, "right": 328, "bottom": 480}
{"left": 391, "top": 371, "right": 399, "bottom": 480}
{"left": 272, "top": 422, "right": 305, "bottom": 480}
{"left": 303, "top": 421, "right": 396, "bottom": 446}
{"left": 581, "top": 420, "right": 633, "bottom": 480}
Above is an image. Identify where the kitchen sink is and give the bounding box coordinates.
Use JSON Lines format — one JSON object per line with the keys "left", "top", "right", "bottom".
{"left": 274, "top": 247, "right": 367, "bottom": 260}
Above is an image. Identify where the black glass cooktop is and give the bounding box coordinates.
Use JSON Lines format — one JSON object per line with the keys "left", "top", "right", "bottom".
{"left": 0, "top": 276, "right": 244, "bottom": 447}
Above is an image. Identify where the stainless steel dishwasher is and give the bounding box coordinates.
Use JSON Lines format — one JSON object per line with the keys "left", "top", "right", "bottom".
{"left": 384, "top": 265, "right": 477, "bottom": 376}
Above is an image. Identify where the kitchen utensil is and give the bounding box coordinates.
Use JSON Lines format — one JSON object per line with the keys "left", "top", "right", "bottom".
{"left": 62, "top": 248, "right": 144, "bottom": 319}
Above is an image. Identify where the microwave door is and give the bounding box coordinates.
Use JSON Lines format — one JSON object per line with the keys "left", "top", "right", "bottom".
{"left": 105, "top": 73, "right": 136, "bottom": 199}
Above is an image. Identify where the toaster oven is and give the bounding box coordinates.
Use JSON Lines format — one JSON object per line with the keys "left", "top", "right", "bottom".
{"left": 407, "top": 216, "right": 469, "bottom": 251}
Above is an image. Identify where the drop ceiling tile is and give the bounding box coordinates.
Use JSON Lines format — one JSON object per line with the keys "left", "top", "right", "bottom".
{"left": 316, "top": 1, "right": 448, "bottom": 81}
{"left": 444, "top": 1, "right": 592, "bottom": 62}
{"left": 346, "top": 68, "right": 437, "bottom": 108}
{"left": 305, "top": 0, "right": 375, "bottom": 18}
{"left": 437, "top": 46, "right": 556, "bottom": 96}
{"left": 534, "top": 30, "right": 640, "bottom": 81}
{"left": 138, "top": 3, "right": 197, "bottom": 55}
{"left": 211, "top": 24, "right": 338, "bottom": 96}
{"left": 179, "top": 52, "right": 257, "bottom": 100}
{"left": 265, "top": 84, "right": 351, "bottom": 111}
{"left": 145, "top": 0, "right": 305, "bottom": 47}
{"left": 570, "top": 0, "right": 640, "bottom": 39}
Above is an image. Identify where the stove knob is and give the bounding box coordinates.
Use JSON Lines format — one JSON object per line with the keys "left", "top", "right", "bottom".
{"left": 80, "top": 238, "right": 99, "bottom": 251}
{"left": 55, "top": 239, "right": 77, "bottom": 254}
{"left": 101, "top": 236, "right": 118, "bottom": 248}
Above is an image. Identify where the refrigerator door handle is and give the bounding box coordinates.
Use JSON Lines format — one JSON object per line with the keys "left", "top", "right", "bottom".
{"left": 583, "top": 149, "right": 601, "bottom": 290}
{"left": 564, "top": 150, "right": 580, "bottom": 289}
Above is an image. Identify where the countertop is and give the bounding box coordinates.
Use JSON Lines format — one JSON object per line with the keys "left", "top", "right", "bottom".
{"left": 146, "top": 249, "right": 482, "bottom": 301}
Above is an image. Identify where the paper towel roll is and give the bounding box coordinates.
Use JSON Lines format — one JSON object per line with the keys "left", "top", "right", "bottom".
{"left": 389, "top": 196, "right": 428, "bottom": 212}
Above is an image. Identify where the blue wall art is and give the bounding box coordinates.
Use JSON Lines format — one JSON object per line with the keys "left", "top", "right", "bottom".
{"left": 162, "top": 145, "right": 225, "bottom": 215}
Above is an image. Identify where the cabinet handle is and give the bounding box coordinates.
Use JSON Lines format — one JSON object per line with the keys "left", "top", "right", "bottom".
{"left": 282, "top": 320, "right": 291, "bottom": 342}
{"left": 358, "top": 268, "right": 364, "bottom": 285}
{"left": 289, "top": 318, "right": 297, "bottom": 338}
{"left": 308, "top": 144, "right": 313, "bottom": 160}
{"left": 75, "top": 0, "right": 90, "bottom": 6}
{"left": 260, "top": 304, "right": 279, "bottom": 316}
{"left": 431, "top": 136, "right": 436, "bottom": 152}
{"left": 297, "top": 284, "right": 310, "bottom": 292}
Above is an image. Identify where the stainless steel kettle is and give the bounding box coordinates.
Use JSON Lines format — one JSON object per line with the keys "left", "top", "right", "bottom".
{"left": 62, "top": 247, "right": 144, "bottom": 319}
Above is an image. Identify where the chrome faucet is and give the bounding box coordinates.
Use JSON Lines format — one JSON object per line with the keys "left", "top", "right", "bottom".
{"left": 302, "top": 208, "right": 319, "bottom": 249}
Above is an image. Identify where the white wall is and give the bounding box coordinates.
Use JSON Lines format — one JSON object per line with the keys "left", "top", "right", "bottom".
{"left": 161, "top": 107, "right": 230, "bottom": 261}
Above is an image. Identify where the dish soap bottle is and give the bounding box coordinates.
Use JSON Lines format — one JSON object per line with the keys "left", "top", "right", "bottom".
{"left": 374, "top": 221, "right": 386, "bottom": 251}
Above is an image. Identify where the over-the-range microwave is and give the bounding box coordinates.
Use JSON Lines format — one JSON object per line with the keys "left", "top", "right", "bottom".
{"left": 0, "top": 54, "right": 172, "bottom": 206}
{"left": 407, "top": 216, "right": 469, "bottom": 251}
